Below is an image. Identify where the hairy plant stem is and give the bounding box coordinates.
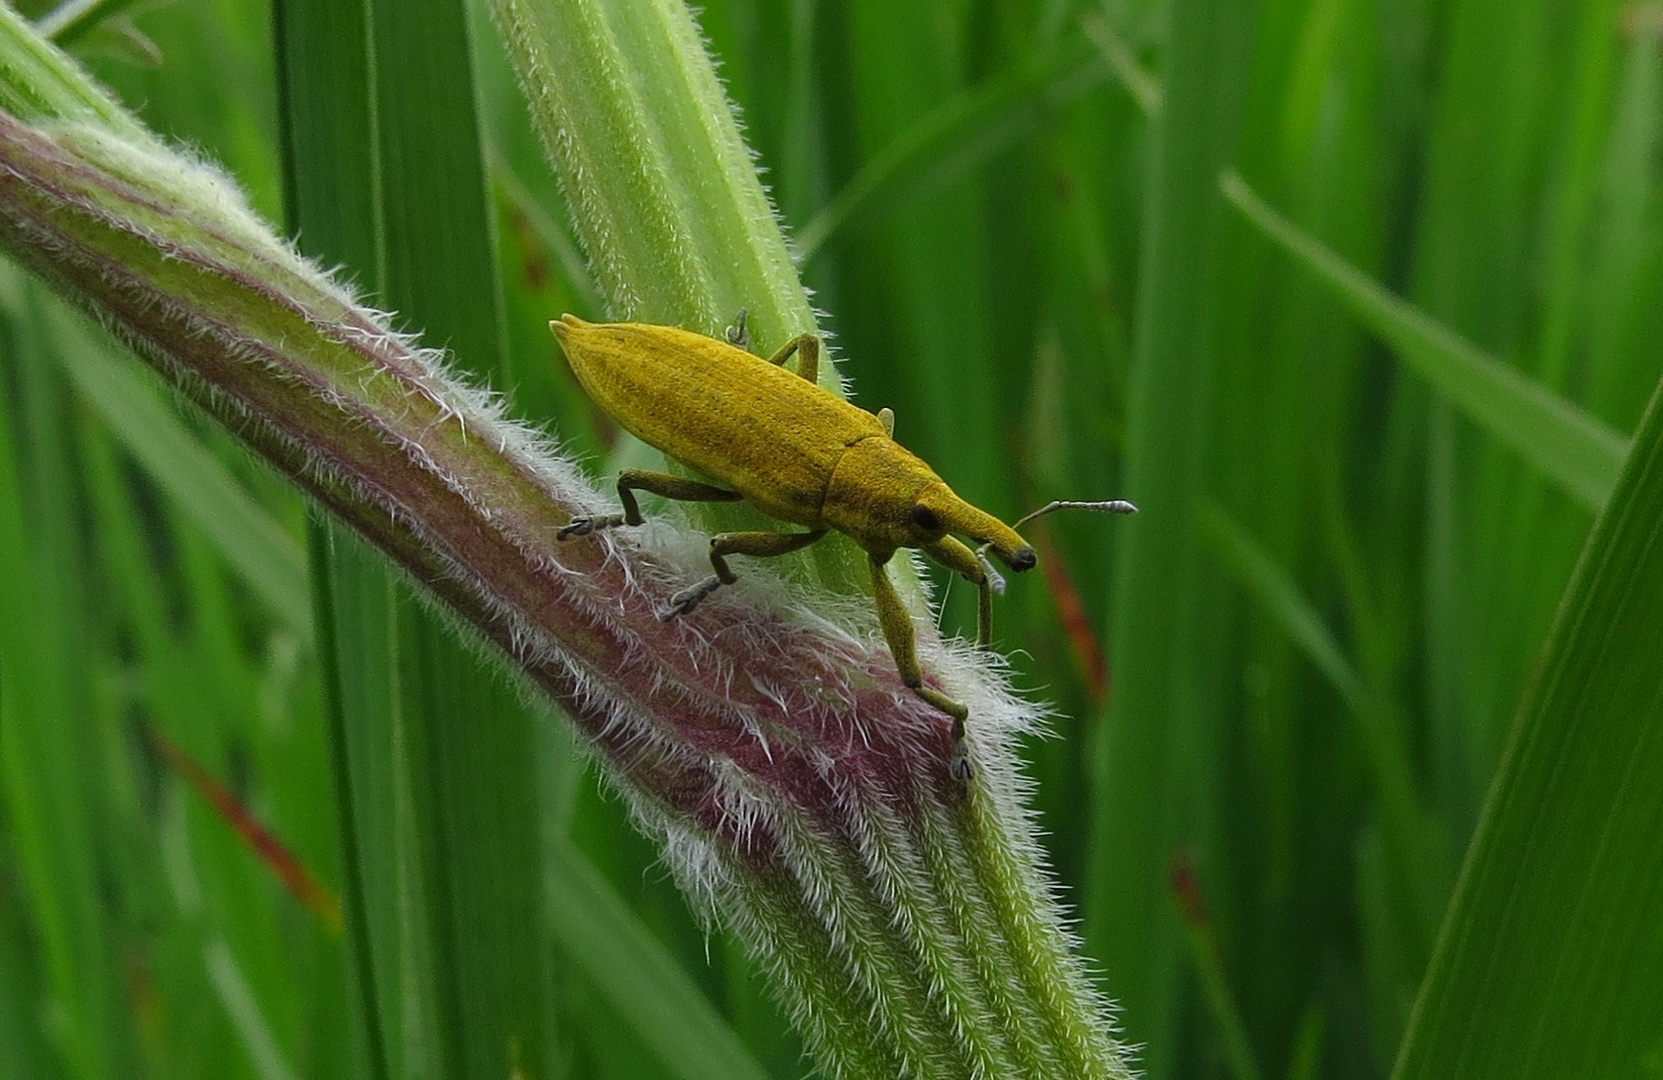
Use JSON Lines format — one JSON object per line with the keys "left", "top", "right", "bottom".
{"left": 0, "top": 4, "right": 1131, "bottom": 1076}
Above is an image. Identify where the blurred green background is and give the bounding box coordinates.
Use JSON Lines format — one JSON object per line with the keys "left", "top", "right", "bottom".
{"left": 2, "top": 1, "right": 1660, "bottom": 1079}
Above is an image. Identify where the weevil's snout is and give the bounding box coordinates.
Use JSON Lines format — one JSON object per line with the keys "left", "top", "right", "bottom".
{"left": 1002, "top": 544, "right": 1037, "bottom": 572}
{"left": 918, "top": 485, "right": 1034, "bottom": 570}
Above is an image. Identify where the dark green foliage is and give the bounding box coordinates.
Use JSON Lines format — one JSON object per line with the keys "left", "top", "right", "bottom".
{"left": 1, "top": 1, "right": 1660, "bottom": 1078}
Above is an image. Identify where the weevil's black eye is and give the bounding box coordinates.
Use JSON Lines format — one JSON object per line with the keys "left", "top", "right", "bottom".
{"left": 911, "top": 504, "right": 942, "bottom": 532}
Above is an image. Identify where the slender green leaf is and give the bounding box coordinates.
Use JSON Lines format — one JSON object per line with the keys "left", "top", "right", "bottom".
{"left": 1221, "top": 171, "right": 1627, "bottom": 510}
{"left": 0, "top": 276, "right": 135, "bottom": 1080}
{"left": 47, "top": 305, "right": 312, "bottom": 639}
{"left": 277, "top": 2, "right": 549, "bottom": 1079}
{"left": 543, "top": 841, "right": 770, "bottom": 1080}
{"left": 1202, "top": 505, "right": 1451, "bottom": 957}
{"left": 1084, "top": 5, "right": 1261, "bottom": 1078}
{"left": 794, "top": 33, "right": 1110, "bottom": 262}
{"left": 1394, "top": 374, "right": 1663, "bottom": 1079}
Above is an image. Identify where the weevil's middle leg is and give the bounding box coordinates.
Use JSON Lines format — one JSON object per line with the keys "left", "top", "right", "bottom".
{"left": 664, "top": 528, "right": 829, "bottom": 618}
{"left": 764, "top": 333, "right": 820, "bottom": 386}
{"left": 726, "top": 309, "right": 820, "bottom": 385}
{"left": 869, "top": 551, "right": 975, "bottom": 781}
{"left": 557, "top": 468, "right": 744, "bottom": 539}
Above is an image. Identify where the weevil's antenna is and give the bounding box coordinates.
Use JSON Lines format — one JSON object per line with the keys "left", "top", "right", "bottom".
{"left": 1010, "top": 499, "right": 1138, "bottom": 533}
{"left": 976, "top": 499, "right": 1139, "bottom": 594}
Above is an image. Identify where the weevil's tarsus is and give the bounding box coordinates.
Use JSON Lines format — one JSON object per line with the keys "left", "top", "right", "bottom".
{"left": 726, "top": 308, "right": 750, "bottom": 350}
{"left": 977, "top": 548, "right": 1008, "bottom": 597}
{"left": 661, "top": 528, "right": 829, "bottom": 619}
{"left": 557, "top": 513, "right": 627, "bottom": 539}
{"left": 947, "top": 729, "right": 973, "bottom": 785}
{"left": 664, "top": 575, "right": 722, "bottom": 619}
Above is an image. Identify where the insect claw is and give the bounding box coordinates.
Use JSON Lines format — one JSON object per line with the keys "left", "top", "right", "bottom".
{"left": 948, "top": 721, "right": 975, "bottom": 782}
{"left": 663, "top": 576, "right": 722, "bottom": 619}
{"left": 725, "top": 308, "right": 750, "bottom": 350}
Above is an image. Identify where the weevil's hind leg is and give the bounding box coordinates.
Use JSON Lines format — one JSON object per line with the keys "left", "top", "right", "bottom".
{"left": 869, "top": 551, "right": 975, "bottom": 781}
{"left": 764, "top": 333, "right": 820, "bottom": 386}
{"left": 664, "top": 528, "right": 829, "bottom": 618}
{"left": 557, "top": 468, "right": 743, "bottom": 539}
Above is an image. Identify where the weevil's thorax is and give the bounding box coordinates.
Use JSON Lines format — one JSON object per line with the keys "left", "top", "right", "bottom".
{"left": 821, "top": 437, "right": 947, "bottom": 552}
{"left": 821, "top": 436, "right": 1027, "bottom": 563}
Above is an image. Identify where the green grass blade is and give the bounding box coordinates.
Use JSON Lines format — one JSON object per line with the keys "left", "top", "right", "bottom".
{"left": 794, "top": 33, "right": 1109, "bottom": 262}
{"left": 1392, "top": 373, "right": 1663, "bottom": 1079}
{"left": 47, "top": 306, "right": 312, "bottom": 639}
{"left": 1201, "top": 505, "right": 1371, "bottom": 710}
{"left": 1079, "top": 13, "right": 1161, "bottom": 116}
{"left": 1221, "top": 171, "right": 1627, "bottom": 510}
{"left": 0, "top": 861, "right": 62, "bottom": 1080}
{"left": 364, "top": 7, "right": 549, "bottom": 1078}
{"left": 543, "top": 841, "right": 770, "bottom": 1080}
{"left": 0, "top": 278, "right": 135, "bottom": 1080}
{"left": 277, "top": 2, "right": 548, "bottom": 1078}
{"left": 201, "top": 937, "right": 300, "bottom": 1080}
{"left": 1202, "top": 505, "right": 1451, "bottom": 955}
{"left": 273, "top": 5, "right": 402, "bottom": 1078}
{"left": 1085, "top": 3, "right": 1261, "bottom": 1076}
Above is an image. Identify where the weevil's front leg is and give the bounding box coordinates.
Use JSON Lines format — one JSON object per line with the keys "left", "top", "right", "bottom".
{"left": 664, "top": 528, "right": 830, "bottom": 618}
{"left": 869, "top": 551, "right": 975, "bottom": 781}
{"left": 924, "top": 535, "right": 994, "bottom": 647}
{"left": 557, "top": 468, "right": 744, "bottom": 539}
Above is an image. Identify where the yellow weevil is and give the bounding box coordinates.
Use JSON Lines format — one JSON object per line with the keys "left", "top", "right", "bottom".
{"left": 550, "top": 312, "right": 1135, "bottom": 779}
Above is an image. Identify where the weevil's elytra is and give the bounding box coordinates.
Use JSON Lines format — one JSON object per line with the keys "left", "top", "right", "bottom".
{"left": 554, "top": 316, "right": 874, "bottom": 525}
{"left": 550, "top": 313, "right": 1136, "bottom": 780}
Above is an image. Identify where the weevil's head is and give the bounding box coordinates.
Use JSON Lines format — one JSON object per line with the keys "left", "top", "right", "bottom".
{"left": 824, "top": 439, "right": 1035, "bottom": 569}
{"left": 911, "top": 483, "right": 1036, "bottom": 571}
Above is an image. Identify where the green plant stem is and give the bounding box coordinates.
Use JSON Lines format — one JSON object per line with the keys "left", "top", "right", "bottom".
{"left": 488, "top": 2, "right": 1133, "bottom": 1076}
